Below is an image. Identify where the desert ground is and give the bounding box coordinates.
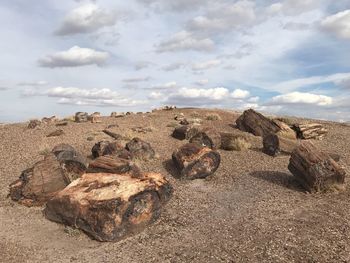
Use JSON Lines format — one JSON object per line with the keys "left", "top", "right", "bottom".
{"left": 1, "top": 108, "right": 350, "bottom": 263}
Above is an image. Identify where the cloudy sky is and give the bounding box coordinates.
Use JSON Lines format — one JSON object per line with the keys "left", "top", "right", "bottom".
{"left": 1, "top": 0, "right": 350, "bottom": 122}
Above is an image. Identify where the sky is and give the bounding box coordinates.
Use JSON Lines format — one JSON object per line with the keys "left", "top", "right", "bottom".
{"left": 0, "top": 0, "right": 350, "bottom": 122}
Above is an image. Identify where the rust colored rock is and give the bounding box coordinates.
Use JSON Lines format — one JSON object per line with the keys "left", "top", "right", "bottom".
{"left": 92, "top": 141, "right": 132, "bottom": 160}
{"left": 75, "top": 112, "right": 89, "bottom": 123}
{"left": 236, "top": 109, "right": 296, "bottom": 139}
{"left": 172, "top": 125, "right": 201, "bottom": 140}
{"left": 189, "top": 128, "right": 221, "bottom": 149}
{"left": 288, "top": 141, "right": 346, "bottom": 193}
{"left": 44, "top": 172, "right": 172, "bottom": 242}
{"left": 126, "top": 138, "right": 155, "bottom": 161}
{"left": 172, "top": 143, "right": 221, "bottom": 180}
{"left": 88, "top": 155, "right": 140, "bottom": 176}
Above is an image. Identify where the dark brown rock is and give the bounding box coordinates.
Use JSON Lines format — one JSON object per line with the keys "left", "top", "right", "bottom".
{"left": 172, "top": 143, "right": 221, "bottom": 180}
{"left": 92, "top": 141, "right": 132, "bottom": 160}
{"left": 75, "top": 112, "right": 89, "bottom": 123}
{"left": 126, "top": 138, "right": 155, "bottom": 161}
{"left": 28, "top": 119, "right": 41, "bottom": 129}
{"left": 88, "top": 155, "right": 140, "bottom": 176}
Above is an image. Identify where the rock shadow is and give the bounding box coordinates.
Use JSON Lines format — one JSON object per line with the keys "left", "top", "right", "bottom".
{"left": 250, "top": 170, "right": 304, "bottom": 192}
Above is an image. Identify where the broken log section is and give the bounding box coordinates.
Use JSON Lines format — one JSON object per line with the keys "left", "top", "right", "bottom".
{"left": 44, "top": 172, "right": 172, "bottom": 242}
{"left": 292, "top": 123, "right": 328, "bottom": 140}
{"left": 92, "top": 141, "right": 132, "bottom": 160}
{"left": 172, "top": 143, "right": 221, "bottom": 180}
{"left": 9, "top": 145, "right": 87, "bottom": 206}
{"left": 288, "top": 141, "right": 345, "bottom": 193}
{"left": 126, "top": 138, "right": 155, "bottom": 161}
{"left": 88, "top": 155, "right": 140, "bottom": 176}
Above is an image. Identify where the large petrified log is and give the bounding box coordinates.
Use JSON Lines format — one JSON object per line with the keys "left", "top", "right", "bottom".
{"left": 9, "top": 145, "right": 87, "bottom": 206}
{"left": 88, "top": 155, "right": 140, "bottom": 176}
{"left": 126, "top": 138, "right": 155, "bottom": 161}
{"left": 189, "top": 128, "right": 221, "bottom": 149}
{"left": 92, "top": 141, "right": 132, "bottom": 160}
{"left": 172, "top": 143, "right": 221, "bottom": 179}
{"left": 292, "top": 123, "right": 328, "bottom": 140}
{"left": 236, "top": 109, "right": 296, "bottom": 139}
{"left": 44, "top": 172, "right": 172, "bottom": 242}
{"left": 288, "top": 141, "right": 346, "bottom": 193}
{"left": 172, "top": 125, "right": 201, "bottom": 140}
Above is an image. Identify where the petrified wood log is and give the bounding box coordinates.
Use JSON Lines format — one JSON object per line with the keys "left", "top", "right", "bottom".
{"left": 263, "top": 133, "right": 300, "bottom": 156}
{"left": 172, "top": 143, "right": 221, "bottom": 179}
{"left": 88, "top": 112, "right": 101, "bottom": 123}
{"left": 126, "top": 138, "right": 155, "bottom": 161}
{"left": 102, "top": 129, "right": 124, "bottom": 140}
{"left": 75, "top": 112, "right": 89, "bottom": 123}
{"left": 292, "top": 123, "right": 328, "bottom": 140}
{"left": 236, "top": 109, "right": 296, "bottom": 139}
{"left": 88, "top": 156, "right": 140, "bottom": 176}
{"left": 44, "top": 172, "right": 172, "bottom": 242}
{"left": 92, "top": 141, "right": 132, "bottom": 160}
{"left": 288, "top": 141, "right": 346, "bottom": 193}
{"left": 9, "top": 154, "right": 68, "bottom": 206}
{"left": 189, "top": 128, "right": 221, "bottom": 149}
{"left": 172, "top": 125, "right": 201, "bottom": 140}
{"left": 9, "top": 145, "right": 87, "bottom": 206}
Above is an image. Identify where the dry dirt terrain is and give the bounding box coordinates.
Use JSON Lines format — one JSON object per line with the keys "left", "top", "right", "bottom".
{"left": 1, "top": 108, "right": 350, "bottom": 263}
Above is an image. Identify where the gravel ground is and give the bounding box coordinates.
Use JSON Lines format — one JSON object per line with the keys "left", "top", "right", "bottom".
{"left": 0, "top": 108, "right": 350, "bottom": 263}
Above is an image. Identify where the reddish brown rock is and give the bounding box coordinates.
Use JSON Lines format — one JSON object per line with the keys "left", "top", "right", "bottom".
{"left": 126, "top": 138, "right": 155, "bottom": 161}
{"left": 288, "top": 141, "right": 346, "bottom": 193}
{"left": 88, "top": 155, "right": 140, "bottom": 176}
{"left": 172, "top": 143, "right": 221, "bottom": 180}
{"left": 172, "top": 125, "right": 201, "bottom": 140}
{"left": 92, "top": 141, "right": 132, "bottom": 160}
{"left": 44, "top": 172, "right": 172, "bottom": 242}
{"left": 189, "top": 127, "right": 221, "bottom": 149}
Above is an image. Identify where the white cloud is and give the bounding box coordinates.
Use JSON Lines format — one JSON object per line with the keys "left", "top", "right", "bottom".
{"left": 231, "top": 89, "right": 250, "bottom": 99}
{"left": 134, "top": 61, "right": 153, "bottom": 70}
{"left": 151, "top": 81, "right": 177, "bottom": 90}
{"left": 270, "top": 72, "right": 350, "bottom": 92}
{"left": 187, "top": 1, "right": 256, "bottom": 34}
{"left": 195, "top": 79, "right": 209, "bottom": 86}
{"left": 38, "top": 46, "right": 109, "bottom": 68}
{"left": 192, "top": 59, "right": 221, "bottom": 71}
{"left": 156, "top": 31, "right": 215, "bottom": 52}
{"left": 321, "top": 10, "right": 350, "bottom": 39}
{"left": 270, "top": 92, "right": 333, "bottom": 106}
{"left": 161, "top": 62, "right": 186, "bottom": 71}
{"left": 23, "top": 86, "right": 145, "bottom": 107}
{"left": 148, "top": 91, "right": 163, "bottom": 99}
{"left": 17, "top": 80, "right": 48, "bottom": 86}
{"left": 136, "top": 0, "right": 210, "bottom": 12}
{"left": 267, "top": 0, "right": 320, "bottom": 16}
{"left": 55, "top": 3, "right": 118, "bottom": 35}
{"left": 123, "top": 77, "right": 151, "bottom": 83}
